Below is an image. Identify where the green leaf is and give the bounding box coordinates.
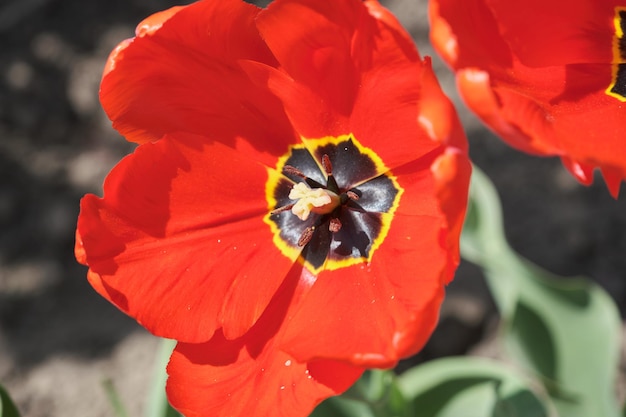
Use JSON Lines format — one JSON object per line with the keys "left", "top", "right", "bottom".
{"left": 310, "top": 396, "right": 375, "bottom": 417}
{"left": 103, "top": 379, "right": 131, "bottom": 417}
{"left": 146, "top": 338, "right": 182, "bottom": 417}
{"left": 0, "top": 385, "right": 21, "bottom": 417}
{"left": 311, "top": 370, "right": 408, "bottom": 417}
{"left": 397, "top": 357, "right": 551, "bottom": 417}
{"left": 461, "top": 166, "right": 621, "bottom": 417}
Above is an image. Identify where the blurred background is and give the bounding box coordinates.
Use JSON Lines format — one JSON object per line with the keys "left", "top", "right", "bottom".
{"left": 0, "top": 0, "right": 625, "bottom": 415}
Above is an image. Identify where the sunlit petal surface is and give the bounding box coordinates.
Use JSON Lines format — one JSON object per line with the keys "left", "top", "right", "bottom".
{"left": 76, "top": 0, "right": 471, "bottom": 415}
{"left": 430, "top": 0, "right": 626, "bottom": 197}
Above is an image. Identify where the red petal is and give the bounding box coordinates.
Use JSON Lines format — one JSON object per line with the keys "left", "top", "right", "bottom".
{"left": 551, "top": 99, "right": 626, "bottom": 193}
{"left": 100, "top": 0, "right": 296, "bottom": 164}
{"left": 256, "top": 0, "right": 367, "bottom": 127}
{"left": 431, "top": 148, "right": 472, "bottom": 284}
{"left": 280, "top": 158, "right": 459, "bottom": 366}
{"left": 483, "top": 0, "right": 617, "bottom": 66}
{"left": 103, "top": 5, "right": 184, "bottom": 80}
{"left": 457, "top": 64, "right": 626, "bottom": 192}
{"left": 561, "top": 157, "right": 595, "bottom": 186}
{"left": 77, "top": 133, "right": 297, "bottom": 342}
{"left": 350, "top": 56, "right": 441, "bottom": 171}
{"left": 134, "top": 6, "right": 183, "bottom": 37}
{"left": 258, "top": 0, "right": 442, "bottom": 170}
{"left": 363, "top": 0, "right": 418, "bottom": 48}
{"left": 417, "top": 57, "right": 468, "bottom": 151}
{"left": 433, "top": 0, "right": 626, "bottom": 195}
{"left": 456, "top": 69, "right": 555, "bottom": 155}
{"left": 429, "top": 0, "right": 512, "bottom": 70}
{"left": 601, "top": 167, "right": 623, "bottom": 198}
{"left": 167, "top": 266, "right": 363, "bottom": 417}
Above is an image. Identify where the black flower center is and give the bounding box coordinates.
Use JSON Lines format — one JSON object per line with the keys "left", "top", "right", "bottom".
{"left": 264, "top": 135, "right": 403, "bottom": 273}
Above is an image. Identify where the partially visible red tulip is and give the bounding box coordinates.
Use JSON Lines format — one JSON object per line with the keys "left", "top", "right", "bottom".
{"left": 431, "top": 0, "right": 626, "bottom": 197}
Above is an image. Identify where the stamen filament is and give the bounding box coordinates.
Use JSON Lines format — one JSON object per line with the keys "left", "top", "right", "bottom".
{"left": 270, "top": 204, "right": 295, "bottom": 215}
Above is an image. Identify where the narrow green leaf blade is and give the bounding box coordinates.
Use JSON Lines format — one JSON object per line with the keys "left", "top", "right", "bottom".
{"left": 0, "top": 385, "right": 21, "bottom": 417}
{"left": 103, "top": 379, "right": 131, "bottom": 417}
{"left": 146, "top": 338, "right": 182, "bottom": 417}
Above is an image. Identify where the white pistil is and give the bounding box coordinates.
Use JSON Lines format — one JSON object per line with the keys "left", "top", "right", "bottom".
{"left": 289, "top": 182, "right": 339, "bottom": 221}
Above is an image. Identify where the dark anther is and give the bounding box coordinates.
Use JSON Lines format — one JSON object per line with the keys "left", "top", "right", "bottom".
{"left": 321, "top": 154, "right": 339, "bottom": 193}
{"left": 329, "top": 217, "right": 342, "bottom": 232}
{"left": 283, "top": 165, "right": 307, "bottom": 179}
{"left": 284, "top": 164, "right": 326, "bottom": 189}
{"left": 346, "top": 190, "right": 359, "bottom": 201}
{"left": 298, "top": 226, "right": 315, "bottom": 247}
{"left": 322, "top": 154, "right": 333, "bottom": 176}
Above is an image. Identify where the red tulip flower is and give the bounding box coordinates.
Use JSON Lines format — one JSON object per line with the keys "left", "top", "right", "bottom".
{"left": 75, "top": 0, "right": 471, "bottom": 416}
{"left": 430, "top": 0, "right": 626, "bottom": 197}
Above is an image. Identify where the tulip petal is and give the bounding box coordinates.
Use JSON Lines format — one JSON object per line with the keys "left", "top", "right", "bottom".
{"left": 167, "top": 265, "right": 363, "bottom": 417}
{"left": 257, "top": 0, "right": 440, "bottom": 170}
{"left": 483, "top": 0, "right": 617, "bottom": 66}
{"left": 100, "top": 0, "right": 296, "bottom": 166}
{"left": 79, "top": 3, "right": 473, "bottom": 416}
{"left": 432, "top": 0, "right": 626, "bottom": 195}
{"left": 280, "top": 157, "right": 466, "bottom": 366}
{"left": 429, "top": 0, "right": 512, "bottom": 69}
{"left": 77, "top": 133, "right": 298, "bottom": 342}
{"left": 257, "top": 0, "right": 366, "bottom": 126}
